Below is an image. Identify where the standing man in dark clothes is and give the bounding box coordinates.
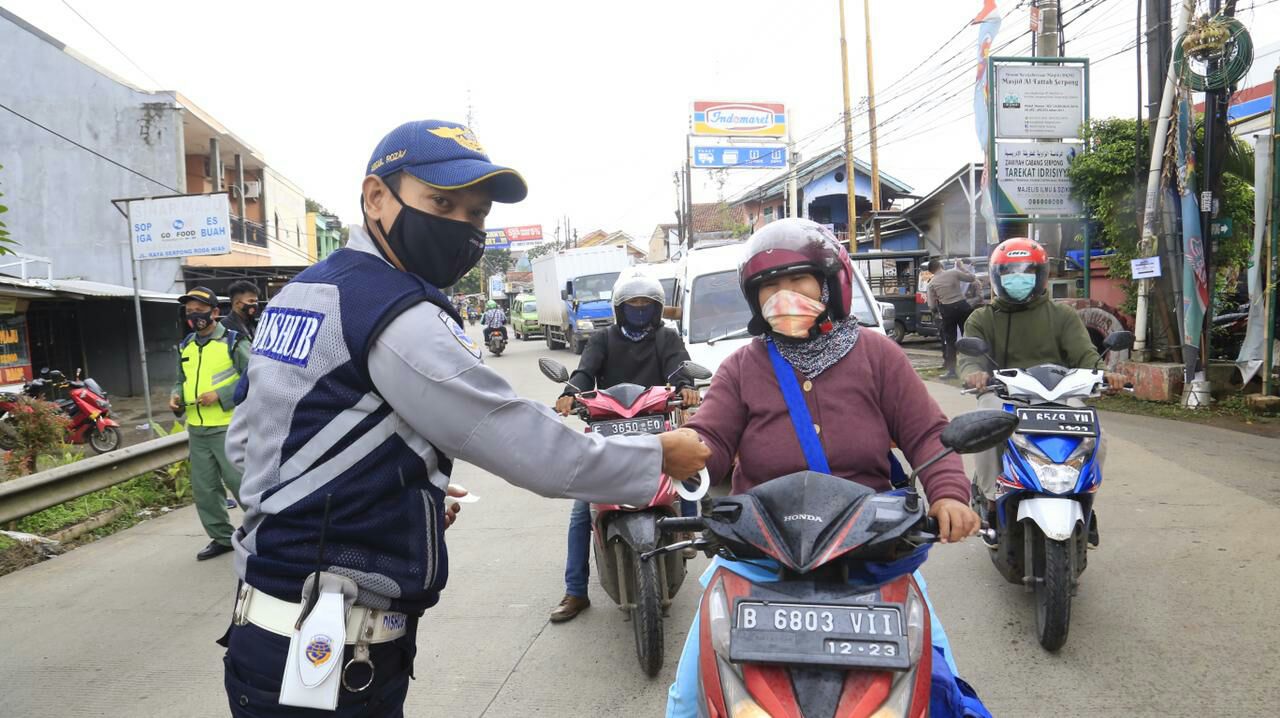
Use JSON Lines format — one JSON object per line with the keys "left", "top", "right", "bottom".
{"left": 221, "top": 280, "right": 261, "bottom": 341}
{"left": 927, "top": 259, "right": 976, "bottom": 379}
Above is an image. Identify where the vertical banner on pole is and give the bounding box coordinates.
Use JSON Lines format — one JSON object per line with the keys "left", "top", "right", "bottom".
{"left": 1176, "top": 92, "right": 1208, "bottom": 382}
{"left": 973, "top": 13, "right": 1002, "bottom": 249}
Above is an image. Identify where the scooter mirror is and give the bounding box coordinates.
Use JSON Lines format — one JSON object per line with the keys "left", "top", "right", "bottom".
{"left": 538, "top": 358, "right": 570, "bottom": 384}
{"left": 677, "top": 361, "right": 712, "bottom": 382}
{"left": 940, "top": 410, "right": 1019, "bottom": 454}
{"left": 955, "top": 337, "right": 990, "bottom": 357}
{"left": 1102, "top": 330, "right": 1135, "bottom": 352}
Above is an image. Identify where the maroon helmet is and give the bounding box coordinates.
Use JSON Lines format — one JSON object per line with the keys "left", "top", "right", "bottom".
{"left": 738, "top": 218, "right": 855, "bottom": 336}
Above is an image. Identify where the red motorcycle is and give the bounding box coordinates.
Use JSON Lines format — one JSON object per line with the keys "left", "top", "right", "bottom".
{"left": 538, "top": 357, "right": 712, "bottom": 676}
{"left": 6, "top": 369, "right": 122, "bottom": 454}
{"left": 645, "top": 410, "right": 1015, "bottom": 717}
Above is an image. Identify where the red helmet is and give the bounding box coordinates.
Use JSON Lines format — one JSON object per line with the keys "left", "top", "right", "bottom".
{"left": 738, "top": 218, "right": 854, "bottom": 335}
{"left": 989, "top": 237, "right": 1049, "bottom": 304}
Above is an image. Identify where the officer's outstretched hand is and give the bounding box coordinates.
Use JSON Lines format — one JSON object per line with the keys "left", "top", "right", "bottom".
{"left": 659, "top": 428, "right": 709, "bottom": 480}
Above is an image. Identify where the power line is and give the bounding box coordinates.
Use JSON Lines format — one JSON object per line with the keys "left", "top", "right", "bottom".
{"left": 60, "top": 0, "right": 165, "bottom": 91}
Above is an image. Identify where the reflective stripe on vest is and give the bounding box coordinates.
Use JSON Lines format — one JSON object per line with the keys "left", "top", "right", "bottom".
{"left": 181, "top": 334, "right": 239, "bottom": 427}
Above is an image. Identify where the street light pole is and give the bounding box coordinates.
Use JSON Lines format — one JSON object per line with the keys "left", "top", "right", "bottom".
{"left": 838, "top": 0, "right": 858, "bottom": 247}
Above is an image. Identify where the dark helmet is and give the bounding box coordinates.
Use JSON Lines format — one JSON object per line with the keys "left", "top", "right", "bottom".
{"left": 611, "top": 272, "right": 665, "bottom": 332}
{"left": 989, "top": 237, "right": 1049, "bottom": 304}
{"left": 738, "top": 218, "right": 854, "bottom": 336}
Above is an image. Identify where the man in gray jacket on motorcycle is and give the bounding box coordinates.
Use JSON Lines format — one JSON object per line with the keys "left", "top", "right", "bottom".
{"left": 220, "top": 119, "right": 708, "bottom": 716}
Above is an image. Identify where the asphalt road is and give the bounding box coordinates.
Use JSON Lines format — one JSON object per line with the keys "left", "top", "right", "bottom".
{"left": 0, "top": 326, "right": 1276, "bottom": 717}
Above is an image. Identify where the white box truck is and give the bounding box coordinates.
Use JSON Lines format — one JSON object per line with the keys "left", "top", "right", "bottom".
{"left": 532, "top": 246, "right": 629, "bottom": 354}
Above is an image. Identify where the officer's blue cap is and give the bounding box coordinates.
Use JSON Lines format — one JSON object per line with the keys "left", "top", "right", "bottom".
{"left": 366, "top": 120, "right": 528, "bottom": 203}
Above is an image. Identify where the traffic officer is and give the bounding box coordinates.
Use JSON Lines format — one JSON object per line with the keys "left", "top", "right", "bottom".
{"left": 168, "top": 286, "right": 250, "bottom": 561}
{"left": 221, "top": 119, "right": 708, "bottom": 716}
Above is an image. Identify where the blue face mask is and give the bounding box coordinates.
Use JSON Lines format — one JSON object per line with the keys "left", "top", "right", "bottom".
{"left": 1001, "top": 272, "right": 1037, "bottom": 301}
{"left": 621, "top": 302, "right": 660, "bottom": 332}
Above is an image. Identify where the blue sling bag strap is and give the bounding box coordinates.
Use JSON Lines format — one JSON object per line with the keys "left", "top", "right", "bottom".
{"left": 766, "top": 340, "right": 830, "bottom": 474}
{"left": 766, "top": 339, "right": 910, "bottom": 486}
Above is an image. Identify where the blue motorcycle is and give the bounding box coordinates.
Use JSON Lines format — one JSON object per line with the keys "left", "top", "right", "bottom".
{"left": 957, "top": 331, "right": 1134, "bottom": 651}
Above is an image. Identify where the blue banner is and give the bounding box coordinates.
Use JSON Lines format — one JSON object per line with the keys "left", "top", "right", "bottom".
{"left": 692, "top": 145, "right": 786, "bottom": 169}
{"left": 484, "top": 229, "right": 510, "bottom": 249}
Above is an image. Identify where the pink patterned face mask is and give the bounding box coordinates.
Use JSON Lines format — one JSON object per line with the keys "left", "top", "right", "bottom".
{"left": 761, "top": 289, "right": 826, "bottom": 338}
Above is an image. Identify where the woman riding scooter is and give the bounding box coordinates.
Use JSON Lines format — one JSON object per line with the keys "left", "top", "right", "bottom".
{"left": 667, "top": 218, "right": 988, "bottom": 716}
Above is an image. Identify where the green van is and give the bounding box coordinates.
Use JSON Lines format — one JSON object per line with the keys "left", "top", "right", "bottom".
{"left": 511, "top": 294, "right": 542, "bottom": 340}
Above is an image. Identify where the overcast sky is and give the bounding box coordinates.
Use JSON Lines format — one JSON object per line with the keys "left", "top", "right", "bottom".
{"left": 7, "top": 0, "right": 1279, "bottom": 244}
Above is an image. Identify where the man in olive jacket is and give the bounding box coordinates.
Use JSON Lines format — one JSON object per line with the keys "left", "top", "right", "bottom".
{"left": 960, "top": 239, "right": 1124, "bottom": 536}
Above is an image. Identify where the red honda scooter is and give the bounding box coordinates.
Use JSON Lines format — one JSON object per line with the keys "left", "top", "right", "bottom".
{"left": 644, "top": 411, "right": 1015, "bottom": 717}
{"left": 10, "top": 368, "right": 122, "bottom": 453}
{"left": 538, "top": 357, "right": 712, "bottom": 677}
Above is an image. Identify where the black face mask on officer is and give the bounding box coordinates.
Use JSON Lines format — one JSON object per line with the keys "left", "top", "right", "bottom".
{"left": 365, "top": 182, "right": 485, "bottom": 289}
{"left": 186, "top": 310, "right": 215, "bottom": 332}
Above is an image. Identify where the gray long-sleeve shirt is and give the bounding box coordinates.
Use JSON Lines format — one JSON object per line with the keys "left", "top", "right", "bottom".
{"left": 227, "top": 227, "right": 664, "bottom": 507}
{"left": 927, "top": 267, "right": 976, "bottom": 309}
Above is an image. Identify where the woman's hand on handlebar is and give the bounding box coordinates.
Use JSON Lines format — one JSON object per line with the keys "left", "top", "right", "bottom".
{"left": 1103, "top": 371, "right": 1129, "bottom": 392}
{"left": 554, "top": 395, "right": 576, "bottom": 416}
{"left": 679, "top": 387, "right": 702, "bottom": 408}
{"left": 928, "top": 498, "right": 981, "bottom": 544}
{"left": 963, "top": 371, "right": 990, "bottom": 390}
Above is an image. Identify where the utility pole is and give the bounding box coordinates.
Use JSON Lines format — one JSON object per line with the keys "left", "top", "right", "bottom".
{"left": 1199, "top": 0, "right": 1237, "bottom": 370}
{"left": 674, "top": 171, "right": 685, "bottom": 248}
{"left": 1032, "top": 1, "right": 1062, "bottom": 259}
{"left": 838, "top": 0, "right": 858, "bottom": 247}
{"left": 863, "top": 0, "right": 883, "bottom": 248}
{"left": 1145, "top": 0, "right": 1173, "bottom": 124}
{"left": 684, "top": 150, "right": 694, "bottom": 248}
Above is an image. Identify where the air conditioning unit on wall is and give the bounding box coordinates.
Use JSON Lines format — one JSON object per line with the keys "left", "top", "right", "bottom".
{"left": 242, "top": 180, "right": 261, "bottom": 200}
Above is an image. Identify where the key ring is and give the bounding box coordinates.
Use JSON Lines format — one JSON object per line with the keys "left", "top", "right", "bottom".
{"left": 341, "top": 655, "right": 375, "bottom": 693}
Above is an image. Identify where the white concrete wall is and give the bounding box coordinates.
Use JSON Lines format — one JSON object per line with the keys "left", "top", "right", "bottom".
{"left": 262, "top": 167, "right": 310, "bottom": 266}
{"left": 0, "top": 11, "right": 186, "bottom": 293}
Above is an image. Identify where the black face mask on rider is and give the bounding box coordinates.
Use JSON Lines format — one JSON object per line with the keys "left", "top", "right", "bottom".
{"left": 363, "top": 181, "right": 485, "bottom": 289}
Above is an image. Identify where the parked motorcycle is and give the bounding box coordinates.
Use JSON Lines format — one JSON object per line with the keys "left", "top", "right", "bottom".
{"left": 485, "top": 328, "right": 507, "bottom": 357}
{"left": 538, "top": 357, "right": 712, "bottom": 676}
{"left": 957, "top": 331, "right": 1134, "bottom": 651}
{"left": 8, "top": 368, "right": 122, "bottom": 453}
{"left": 644, "top": 410, "right": 1016, "bottom": 716}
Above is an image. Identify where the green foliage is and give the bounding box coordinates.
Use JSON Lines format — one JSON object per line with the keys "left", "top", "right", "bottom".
{"left": 1069, "top": 116, "right": 1255, "bottom": 293}
{"left": 15, "top": 473, "right": 177, "bottom": 537}
{"left": 304, "top": 198, "right": 331, "bottom": 214}
{"left": 2, "top": 398, "right": 71, "bottom": 476}
{"left": 451, "top": 249, "right": 513, "bottom": 295}
{"left": 0, "top": 164, "right": 16, "bottom": 255}
{"left": 149, "top": 421, "right": 191, "bottom": 498}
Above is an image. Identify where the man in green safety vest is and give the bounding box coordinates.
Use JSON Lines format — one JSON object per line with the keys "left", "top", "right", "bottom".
{"left": 168, "top": 286, "right": 251, "bottom": 561}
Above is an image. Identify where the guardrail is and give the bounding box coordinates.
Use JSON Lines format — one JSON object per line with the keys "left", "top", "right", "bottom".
{"left": 0, "top": 433, "right": 189, "bottom": 525}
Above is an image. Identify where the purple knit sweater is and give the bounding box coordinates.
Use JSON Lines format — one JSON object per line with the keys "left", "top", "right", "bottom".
{"left": 686, "top": 331, "right": 970, "bottom": 506}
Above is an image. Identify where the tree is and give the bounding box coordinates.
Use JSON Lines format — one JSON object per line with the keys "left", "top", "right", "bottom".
{"left": 526, "top": 239, "right": 563, "bottom": 260}
{"left": 1068, "top": 117, "right": 1254, "bottom": 312}
{"left": 304, "top": 198, "right": 332, "bottom": 214}
{"left": 0, "top": 165, "right": 16, "bottom": 255}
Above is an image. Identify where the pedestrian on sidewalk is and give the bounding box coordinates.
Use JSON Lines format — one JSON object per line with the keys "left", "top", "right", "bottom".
{"left": 219, "top": 119, "right": 708, "bottom": 717}
{"left": 221, "top": 280, "right": 261, "bottom": 341}
{"left": 167, "top": 287, "right": 250, "bottom": 562}
{"left": 927, "top": 258, "right": 976, "bottom": 379}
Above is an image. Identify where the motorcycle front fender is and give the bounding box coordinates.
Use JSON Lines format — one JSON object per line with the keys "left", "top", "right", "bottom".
{"left": 96, "top": 414, "right": 120, "bottom": 429}
{"left": 604, "top": 509, "right": 661, "bottom": 552}
{"left": 1016, "top": 497, "right": 1084, "bottom": 542}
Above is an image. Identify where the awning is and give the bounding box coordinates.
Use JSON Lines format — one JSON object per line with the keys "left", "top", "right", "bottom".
{"left": 0, "top": 275, "right": 180, "bottom": 303}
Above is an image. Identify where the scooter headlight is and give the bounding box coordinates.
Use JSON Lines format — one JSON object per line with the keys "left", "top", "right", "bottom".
{"left": 1028, "top": 460, "right": 1080, "bottom": 494}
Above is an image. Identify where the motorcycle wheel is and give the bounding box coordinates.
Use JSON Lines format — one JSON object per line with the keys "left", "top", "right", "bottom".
{"left": 88, "top": 426, "right": 122, "bottom": 454}
{"left": 1035, "top": 535, "right": 1073, "bottom": 652}
{"left": 631, "top": 555, "right": 664, "bottom": 677}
